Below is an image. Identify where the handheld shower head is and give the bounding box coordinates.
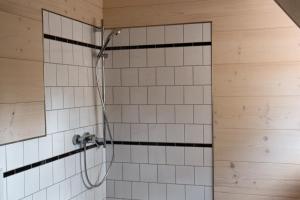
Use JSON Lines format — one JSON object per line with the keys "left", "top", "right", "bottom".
{"left": 97, "top": 29, "right": 121, "bottom": 58}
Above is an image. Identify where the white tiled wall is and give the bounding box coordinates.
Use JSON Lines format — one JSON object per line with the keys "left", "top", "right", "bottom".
{"left": 106, "top": 23, "right": 213, "bottom": 200}
{"left": 0, "top": 11, "right": 106, "bottom": 200}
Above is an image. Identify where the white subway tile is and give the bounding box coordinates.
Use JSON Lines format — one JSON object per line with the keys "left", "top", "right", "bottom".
{"left": 147, "top": 26, "right": 165, "bottom": 44}
{"left": 130, "top": 49, "right": 147, "bottom": 67}
{"left": 166, "top": 86, "right": 183, "bottom": 104}
{"left": 115, "top": 181, "right": 131, "bottom": 199}
{"left": 184, "top": 23, "right": 203, "bottom": 42}
{"left": 40, "top": 163, "right": 53, "bottom": 189}
{"left": 115, "top": 145, "right": 131, "bottom": 162}
{"left": 132, "top": 181, "right": 148, "bottom": 200}
{"left": 42, "top": 11, "right": 49, "bottom": 34}
{"left": 114, "top": 123, "right": 130, "bottom": 141}
{"left": 106, "top": 180, "right": 114, "bottom": 197}
{"left": 158, "top": 165, "right": 175, "bottom": 183}
{"left": 49, "top": 12, "right": 61, "bottom": 36}
{"left": 149, "top": 124, "right": 166, "bottom": 142}
{"left": 156, "top": 67, "right": 174, "bottom": 85}
{"left": 122, "top": 105, "right": 139, "bottom": 123}
{"left": 78, "top": 67, "right": 89, "bottom": 86}
{"left": 130, "top": 87, "right": 147, "bottom": 104}
{"left": 73, "top": 45, "right": 83, "bottom": 65}
{"left": 149, "top": 146, "right": 166, "bottom": 164}
{"left": 60, "top": 179, "right": 71, "bottom": 200}
{"left": 24, "top": 139, "right": 39, "bottom": 165}
{"left": 166, "top": 147, "right": 184, "bottom": 165}
{"left": 63, "top": 87, "right": 74, "bottom": 108}
{"left": 68, "top": 65, "right": 79, "bottom": 86}
{"left": 57, "top": 109, "right": 70, "bottom": 131}
{"left": 184, "top": 46, "right": 203, "bottom": 66}
{"left": 184, "top": 86, "right": 204, "bottom": 104}
{"left": 65, "top": 155, "right": 76, "bottom": 178}
{"left": 167, "top": 184, "right": 185, "bottom": 200}
{"left": 104, "top": 50, "right": 113, "bottom": 68}
{"left": 123, "top": 163, "right": 140, "bottom": 181}
{"left": 74, "top": 87, "right": 84, "bottom": 107}
{"left": 193, "top": 66, "right": 211, "bottom": 85}
{"left": 70, "top": 108, "right": 80, "bottom": 129}
{"left": 47, "top": 183, "right": 60, "bottom": 200}
{"left": 157, "top": 105, "right": 175, "bottom": 123}
{"left": 82, "top": 24, "right": 93, "bottom": 44}
{"left": 79, "top": 107, "right": 89, "bottom": 127}
{"left": 175, "top": 66, "right": 193, "bottom": 85}
{"left": 0, "top": 146, "right": 6, "bottom": 171}
{"left": 49, "top": 40, "right": 62, "bottom": 63}
{"left": 7, "top": 173, "right": 24, "bottom": 200}
{"left": 203, "top": 86, "right": 212, "bottom": 104}
{"left": 148, "top": 86, "right": 165, "bottom": 104}
{"left": 130, "top": 27, "right": 147, "bottom": 45}
{"left": 44, "top": 39, "right": 50, "bottom": 62}
{"left": 51, "top": 87, "right": 63, "bottom": 109}
{"left": 147, "top": 48, "right": 165, "bottom": 67}
{"left": 57, "top": 65, "right": 69, "bottom": 86}
{"left": 62, "top": 43, "right": 73, "bottom": 65}
{"left": 176, "top": 166, "right": 194, "bottom": 184}
{"left": 113, "top": 28, "right": 129, "bottom": 46}
{"left": 106, "top": 105, "right": 122, "bottom": 122}
{"left": 139, "top": 105, "right": 157, "bottom": 123}
{"left": 6, "top": 142, "right": 23, "bottom": 170}
{"left": 139, "top": 68, "right": 156, "bottom": 86}
{"left": 149, "top": 183, "right": 166, "bottom": 200}
{"left": 203, "top": 23, "right": 212, "bottom": 42}
{"left": 131, "top": 145, "right": 148, "bottom": 163}
{"left": 113, "top": 50, "right": 130, "bottom": 68}
{"left": 166, "top": 47, "right": 183, "bottom": 66}
{"left": 166, "top": 124, "right": 184, "bottom": 143}
{"left": 25, "top": 167, "right": 39, "bottom": 195}
{"left": 33, "top": 190, "right": 46, "bottom": 200}
{"left": 83, "top": 47, "right": 93, "bottom": 67}
{"left": 140, "top": 164, "right": 157, "bottom": 182}
{"left": 165, "top": 25, "right": 183, "bottom": 44}
{"left": 105, "top": 69, "right": 121, "bottom": 86}
{"left": 185, "top": 124, "right": 204, "bottom": 143}
{"left": 113, "top": 87, "right": 130, "bottom": 104}
{"left": 175, "top": 105, "right": 194, "bottom": 123}
{"left": 203, "top": 46, "right": 211, "bottom": 65}
{"left": 71, "top": 174, "right": 82, "bottom": 196}
{"left": 39, "top": 135, "right": 52, "bottom": 160}
{"left": 204, "top": 148, "right": 213, "bottom": 167}
{"left": 108, "top": 162, "right": 122, "bottom": 180}
{"left": 45, "top": 87, "right": 51, "bottom": 110}
{"left": 185, "top": 147, "right": 204, "bottom": 166}
{"left": 194, "top": 105, "right": 212, "bottom": 124}
{"left": 61, "top": 17, "right": 73, "bottom": 39}
{"left": 44, "top": 63, "right": 56, "bottom": 86}
{"left": 105, "top": 87, "right": 114, "bottom": 104}
{"left": 121, "top": 68, "right": 138, "bottom": 86}
{"left": 186, "top": 185, "right": 205, "bottom": 200}
{"left": 205, "top": 186, "right": 213, "bottom": 200}
{"left": 131, "top": 124, "right": 148, "bottom": 141}
{"left": 73, "top": 21, "right": 83, "bottom": 42}
{"left": 195, "top": 167, "right": 213, "bottom": 186}
{"left": 46, "top": 110, "right": 58, "bottom": 134}
{"left": 52, "top": 132, "right": 65, "bottom": 156}
{"left": 204, "top": 125, "right": 212, "bottom": 144}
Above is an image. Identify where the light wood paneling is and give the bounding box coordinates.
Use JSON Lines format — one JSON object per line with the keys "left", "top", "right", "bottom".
{"left": 0, "top": 58, "right": 44, "bottom": 103}
{"left": 0, "top": 102, "right": 45, "bottom": 144}
{"left": 103, "top": 0, "right": 300, "bottom": 199}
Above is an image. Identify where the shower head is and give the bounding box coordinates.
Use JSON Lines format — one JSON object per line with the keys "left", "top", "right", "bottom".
{"left": 97, "top": 28, "right": 121, "bottom": 58}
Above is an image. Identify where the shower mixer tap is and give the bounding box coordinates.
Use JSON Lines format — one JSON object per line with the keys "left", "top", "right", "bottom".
{"left": 72, "top": 132, "right": 104, "bottom": 147}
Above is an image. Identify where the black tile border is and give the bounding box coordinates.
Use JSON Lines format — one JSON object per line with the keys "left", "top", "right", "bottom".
{"left": 44, "top": 33, "right": 212, "bottom": 51}
{"left": 3, "top": 141, "right": 212, "bottom": 178}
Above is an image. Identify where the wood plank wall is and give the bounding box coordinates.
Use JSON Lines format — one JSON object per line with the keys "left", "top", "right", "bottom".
{"left": 103, "top": 0, "right": 300, "bottom": 199}
{"left": 0, "top": 0, "right": 102, "bottom": 144}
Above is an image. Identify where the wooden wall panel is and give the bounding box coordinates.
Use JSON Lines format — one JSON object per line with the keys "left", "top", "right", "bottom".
{"left": 103, "top": 0, "right": 300, "bottom": 199}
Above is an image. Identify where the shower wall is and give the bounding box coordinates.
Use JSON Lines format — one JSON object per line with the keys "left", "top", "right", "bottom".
{"left": 0, "top": 11, "right": 106, "bottom": 200}
{"left": 105, "top": 23, "right": 213, "bottom": 200}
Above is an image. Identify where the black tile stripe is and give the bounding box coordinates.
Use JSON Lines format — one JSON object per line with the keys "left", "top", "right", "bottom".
{"left": 44, "top": 33, "right": 211, "bottom": 50}
{"left": 3, "top": 141, "right": 211, "bottom": 178}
